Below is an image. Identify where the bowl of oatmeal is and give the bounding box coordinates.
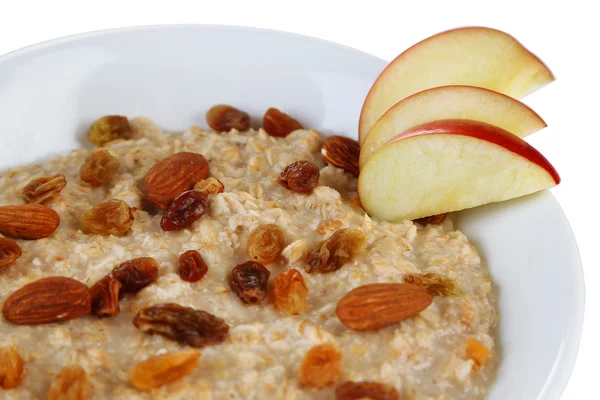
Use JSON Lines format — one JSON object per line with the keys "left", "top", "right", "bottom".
{"left": 0, "top": 25, "right": 584, "bottom": 400}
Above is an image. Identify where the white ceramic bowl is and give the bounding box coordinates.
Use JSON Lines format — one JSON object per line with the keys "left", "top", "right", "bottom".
{"left": 0, "top": 25, "right": 584, "bottom": 400}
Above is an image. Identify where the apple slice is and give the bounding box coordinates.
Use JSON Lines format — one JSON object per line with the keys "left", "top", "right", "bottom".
{"left": 359, "top": 85, "right": 546, "bottom": 169}
{"left": 358, "top": 27, "right": 554, "bottom": 141}
{"left": 357, "top": 119, "right": 559, "bottom": 222}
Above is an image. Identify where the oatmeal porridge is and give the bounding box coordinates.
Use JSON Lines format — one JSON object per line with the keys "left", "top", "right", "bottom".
{"left": 0, "top": 112, "right": 497, "bottom": 399}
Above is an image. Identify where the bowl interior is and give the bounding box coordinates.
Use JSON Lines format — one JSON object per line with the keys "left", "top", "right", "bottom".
{"left": 0, "top": 25, "right": 583, "bottom": 400}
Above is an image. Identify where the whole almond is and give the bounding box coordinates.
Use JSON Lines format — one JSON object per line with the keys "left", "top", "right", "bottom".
{"left": 0, "top": 204, "right": 60, "bottom": 239}
{"left": 321, "top": 136, "right": 360, "bottom": 177}
{"left": 336, "top": 283, "right": 433, "bottom": 331}
{"left": 144, "top": 152, "right": 209, "bottom": 209}
{"left": 3, "top": 277, "right": 91, "bottom": 325}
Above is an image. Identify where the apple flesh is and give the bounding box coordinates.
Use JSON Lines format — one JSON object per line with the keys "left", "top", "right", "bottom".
{"left": 358, "top": 119, "right": 560, "bottom": 222}
{"left": 359, "top": 85, "right": 546, "bottom": 168}
{"left": 358, "top": 27, "right": 554, "bottom": 140}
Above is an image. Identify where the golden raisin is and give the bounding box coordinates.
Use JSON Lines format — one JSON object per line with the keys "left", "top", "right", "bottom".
{"left": 306, "top": 229, "right": 366, "bottom": 274}
{"left": 133, "top": 303, "right": 229, "bottom": 348}
{"left": 414, "top": 213, "right": 447, "bottom": 225}
{"left": 278, "top": 161, "right": 320, "bottom": 194}
{"left": 0, "top": 238, "right": 22, "bottom": 273}
{"left": 194, "top": 177, "right": 225, "bottom": 196}
{"left": 404, "top": 272, "right": 460, "bottom": 297}
{"left": 129, "top": 350, "right": 200, "bottom": 391}
{"left": 247, "top": 224, "right": 286, "bottom": 265}
{"left": 79, "top": 150, "right": 121, "bottom": 187}
{"left": 465, "top": 338, "right": 489, "bottom": 369}
{"left": 335, "top": 381, "right": 399, "bottom": 400}
{"left": 160, "top": 190, "right": 208, "bottom": 231}
{"left": 263, "top": 108, "right": 303, "bottom": 137}
{"left": 112, "top": 257, "right": 159, "bottom": 293}
{"left": 230, "top": 261, "right": 270, "bottom": 305}
{"left": 0, "top": 346, "right": 24, "bottom": 389}
{"left": 21, "top": 174, "right": 67, "bottom": 204}
{"left": 90, "top": 275, "right": 122, "bottom": 317}
{"left": 87, "top": 115, "right": 133, "bottom": 146}
{"left": 47, "top": 365, "right": 88, "bottom": 400}
{"left": 179, "top": 250, "right": 208, "bottom": 282}
{"left": 80, "top": 198, "right": 134, "bottom": 236}
{"left": 299, "top": 343, "right": 342, "bottom": 388}
{"left": 206, "top": 104, "right": 251, "bottom": 132}
{"left": 272, "top": 269, "right": 308, "bottom": 315}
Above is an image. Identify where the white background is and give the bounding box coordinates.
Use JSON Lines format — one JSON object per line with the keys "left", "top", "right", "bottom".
{"left": 0, "top": 0, "right": 597, "bottom": 398}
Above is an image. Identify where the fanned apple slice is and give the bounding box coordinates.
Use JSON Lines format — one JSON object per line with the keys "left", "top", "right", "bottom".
{"left": 358, "top": 27, "right": 554, "bottom": 140}
{"left": 359, "top": 85, "right": 546, "bottom": 169}
{"left": 358, "top": 119, "right": 560, "bottom": 222}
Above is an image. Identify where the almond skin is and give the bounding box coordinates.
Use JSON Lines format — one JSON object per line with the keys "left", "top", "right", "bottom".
{"left": 3, "top": 277, "right": 91, "bottom": 325}
{"left": 321, "top": 136, "right": 360, "bottom": 177}
{"left": 144, "top": 152, "right": 209, "bottom": 209}
{"left": 0, "top": 204, "right": 60, "bottom": 239}
{"left": 336, "top": 283, "right": 433, "bottom": 331}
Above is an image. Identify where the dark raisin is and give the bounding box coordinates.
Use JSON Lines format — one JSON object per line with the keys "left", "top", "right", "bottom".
{"left": 179, "top": 250, "right": 208, "bottom": 282}
{"left": 160, "top": 190, "right": 208, "bottom": 231}
{"left": 111, "top": 257, "right": 159, "bottom": 293}
{"left": 133, "top": 303, "right": 229, "bottom": 348}
{"left": 278, "top": 161, "right": 320, "bottom": 194}
{"left": 414, "top": 213, "right": 447, "bottom": 225}
{"left": 229, "top": 261, "right": 270, "bottom": 305}
{"left": 89, "top": 276, "right": 122, "bottom": 317}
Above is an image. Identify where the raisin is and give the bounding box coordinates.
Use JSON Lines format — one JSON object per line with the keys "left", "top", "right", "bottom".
{"left": 179, "top": 250, "right": 208, "bottom": 282}
{"left": 112, "top": 257, "right": 159, "bottom": 293}
{"left": 87, "top": 115, "right": 133, "bottom": 146}
{"left": 247, "top": 224, "right": 286, "bottom": 265}
{"left": 335, "top": 381, "right": 399, "bottom": 400}
{"left": 206, "top": 104, "right": 251, "bottom": 132}
{"left": 404, "top": 272, "right": 460, "bottom": 297}
{"left": 194, "top": 177, "right": 225, "bottom": 196}
{"left": 0, "top": 238, "right": 22, "bottom": 273}
{"left": 133, "top": 303, "right": 229, "bottom": 348}
{"left": 278, "top": 161, "right": 320, "bottom": 194}
{"left": 229, "top": 261, "right": 270, "bottom": 305}
{"left": 263, "top": 108, "right": 303, "bottom": 137}
{"left": 21, "top": 174, "right": 67, "bottom": 204}
{"left": 0, "top": 346, "right": 24, "bottom": 389}
{"left": 90, "top": 276, "right": 122, "bottom": 317}
{"left": 47, "top": 365, "right": 88, "bottom": 400}
{"left": 79, "top": 150, "right": 120, "bottom": 187}
{"left": 129, "top": 350, "right": 200, "bottom": 391}
{"left": 299, "top": 343, "right": 342, "bottom": 388}
{"left": 80, "top": 198, "right": 134, "bottom": 236}
{"left": 306, "top": 229, "right": 366, "bottom": 274}
{"left": 160, "top": 190, "right": 208, "bottom": 232}
{"left": 414, "top": 213, "right": 447, "bottom": 225}
{"left": 272, "top": 269, "right": 308, "bottom": 315}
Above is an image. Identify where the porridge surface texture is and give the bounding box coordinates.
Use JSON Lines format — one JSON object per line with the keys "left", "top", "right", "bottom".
{"left": 0, "top": 118, "right": 497, "bottom": 399}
